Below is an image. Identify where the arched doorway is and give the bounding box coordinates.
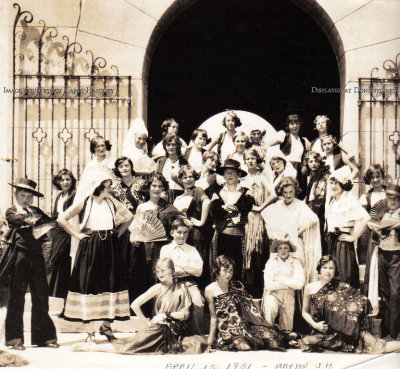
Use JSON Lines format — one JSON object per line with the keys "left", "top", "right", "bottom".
{"left": 146, "top": 0, "right": 342, "bottom": 145}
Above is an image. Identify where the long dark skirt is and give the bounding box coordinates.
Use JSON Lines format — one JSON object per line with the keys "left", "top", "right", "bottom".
{"left": 212, "top": 232, "right": 244, "bottom": 282}
{"left": 48, "top": 227, "right": 71, "bottom": 298}
{"left": 188, "top": 225, "right": 213, "bottom": 288}
{"left": 326, "top": 233, "right": 360, "bottom": 289}
{"left": 361, "top": 231, "right": 375, "bottom": 295}
{"left": 64, "top": 231, "right": 130, "bottom": 322}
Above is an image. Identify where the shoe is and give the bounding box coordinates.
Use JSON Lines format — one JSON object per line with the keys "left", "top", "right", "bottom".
{"left": 43, "top": 342, "right": 60, "bottom": 348}
{"left": 11, "top": 343, "right": 25, "bottom": 351}
{"left": 99, "top": 324, "right": 117, "bottom": 342}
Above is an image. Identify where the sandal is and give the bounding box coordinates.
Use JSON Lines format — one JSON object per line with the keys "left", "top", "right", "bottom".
{"left": 99, "top": 324, "right": 117, "bottom": 342}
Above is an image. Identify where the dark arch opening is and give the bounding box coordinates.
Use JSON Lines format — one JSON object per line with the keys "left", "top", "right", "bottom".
{"left": 147, "top": 0, "right": 340, "bottom": 145}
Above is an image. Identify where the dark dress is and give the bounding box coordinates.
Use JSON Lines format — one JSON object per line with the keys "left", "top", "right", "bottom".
{"left": 305, "top": 168, "right": 330, "bottom": 255}
{"left": 214, "top": 281, "right": 286, "bottom": 351}
{"left": 111, "top": 178, "right": 146, "bottom": 304}
{"left": 175, "top": 187, "right": 213, "bottom": 287}
{"left": 113, "top": 282, "right": 191, "bottom": 354}
{"left": 63, "top": 196, "right": 130, "bottom": 322}
{"left": 299, "top": 279, "right": 386, "bottom": 353}
{"left": 210, "top": 188, "right": 255, "bottom": 281}
{"left": 48, "top": 190, "right": 75, "bottom": 298}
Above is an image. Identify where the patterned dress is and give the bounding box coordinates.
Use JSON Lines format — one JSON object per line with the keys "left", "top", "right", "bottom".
{"left": 299, "top": 279, "right": 386, "bottom": 353}
{"left": 113, "top": 282, "right": 191, "bottom": 354}
{"left": 214, "top": 281, "right": 286, "bottom": 351}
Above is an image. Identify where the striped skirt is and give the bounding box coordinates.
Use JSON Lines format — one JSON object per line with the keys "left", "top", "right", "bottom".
{"left": 64, "top": 231, "right": 130, "bottom": 322}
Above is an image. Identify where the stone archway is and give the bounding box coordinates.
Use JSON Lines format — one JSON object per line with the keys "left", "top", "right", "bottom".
{"left": 143, "top": 0, "right": 345, "bottom": 144}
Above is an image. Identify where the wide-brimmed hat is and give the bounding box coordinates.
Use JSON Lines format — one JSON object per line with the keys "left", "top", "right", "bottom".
{"left": 270, "top": 239, "right": 296, "bottom": 253}
{"left": 216, "top": 159, "right": 247, "bottom": 177}
{"left": 386, "top": 183, "right": 400, "bottom": 197}
{"left": 9, "top": 178, "right": 44, "bottom": 197}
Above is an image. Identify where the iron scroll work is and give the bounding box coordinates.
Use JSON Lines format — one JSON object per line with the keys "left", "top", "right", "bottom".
{"left": 11, "top": 3, "right": 132, "bottom": 209}
{"left": 358, "top": 54, "right": 400, "bottom": 186}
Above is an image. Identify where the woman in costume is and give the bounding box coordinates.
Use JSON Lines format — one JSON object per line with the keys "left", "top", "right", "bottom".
{"left": 303, "top": 151, "right": 331, "bottom": 255}
{"left": 210, "top": 159, "right": 255, "bottom": 282}
{"left": 205, "top": 255, "right": 286, "bottom": 351}
{"left": 300, "top": 255, "right": 400, "bottom": 353}
{"left": 111, "top": 156, "right": 147, "bottom": 304}
{"left": 241, "top": 148, "right": 277, "bottom": 297}
{"left": 173, "top": 165, "right": 212, "bottom": 286}
{"left": 261, "top": 176, "right": 321, "bottom": 284}
{"left": 321, "top": 134, "right": 359, "bottom": 181}
{"left": 183, "top": 129, "right": 210, "bottom": 174}
{"left": 226, "top": 131, "right": 251, "bottom": 170}
{"left": 151, "top": 118, "right": 187, "bottom": 160}
{"left": 208, "top": 110, "right": 242, "bottom": 163}
{"left": 325, "top": 166, "right": 370, "bottom": 289}
{"left": 268, "top": 114, "right": 310, "bottom": 173}
{"left": 72, "top": 258, "right": 195, "bottom": 354}
{"left": 122, "top": 117, "right": 157, "bottom": 175}
{"left": 48, "top": 169, "right": 76, "bottom": 300}
{"left": 359, "top": 164, "right": 387, "bottom": 295}
{"left": 195, "top": 150, "right": 224, "bottom": 199}
{"left": 156, "top": 134, "right": 188, "bottom": 203}
{"left": 57, "top": 174, "right": 133, "bottom": 342}
{"left": 130, "top": 172, "right": 181, "bottom": 290}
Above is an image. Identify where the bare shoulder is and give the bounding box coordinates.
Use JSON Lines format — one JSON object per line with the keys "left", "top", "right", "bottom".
{"left": 204, "top": 282, "right": 218, "bottom": 298}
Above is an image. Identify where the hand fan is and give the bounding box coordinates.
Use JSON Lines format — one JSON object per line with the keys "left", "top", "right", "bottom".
{"left": 129, "top": 212, "right": 167, "bottom": 242}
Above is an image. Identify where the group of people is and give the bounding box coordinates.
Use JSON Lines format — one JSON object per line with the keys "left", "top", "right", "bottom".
{"left": 1, "top": 110, "right": 400, "bottom": 356}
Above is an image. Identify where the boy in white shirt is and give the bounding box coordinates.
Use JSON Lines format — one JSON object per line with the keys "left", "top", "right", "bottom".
{"left": 262, "top": 239, "right": 305, "bottom": 332}
{"left": 160, "top": 218, "right": 204, "bottom": 334}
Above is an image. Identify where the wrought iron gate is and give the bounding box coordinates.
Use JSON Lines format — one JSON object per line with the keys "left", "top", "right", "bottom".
{"left": 358, "top": 54, "right": 400, "bottom": 192}
{"left": 11, "top": 3, "right": 132, "bottom": 211}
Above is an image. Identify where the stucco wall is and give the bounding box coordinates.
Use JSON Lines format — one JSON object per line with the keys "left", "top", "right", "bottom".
{"left": 1, "top": 0, "right": 400, "bottom": 211}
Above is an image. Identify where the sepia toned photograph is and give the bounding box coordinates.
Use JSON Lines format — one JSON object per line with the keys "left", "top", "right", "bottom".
{"left": 0, "top": 0, "right": 399, "bottom": 368}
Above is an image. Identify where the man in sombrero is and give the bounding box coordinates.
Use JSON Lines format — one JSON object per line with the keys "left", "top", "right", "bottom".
{"left": 0, "top": 178, "right": 58, "bottom": 350}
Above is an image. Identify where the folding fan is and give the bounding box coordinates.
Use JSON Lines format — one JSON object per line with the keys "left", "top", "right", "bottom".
{"left": 129, "top": 212, "right": 167, "bottom": 242}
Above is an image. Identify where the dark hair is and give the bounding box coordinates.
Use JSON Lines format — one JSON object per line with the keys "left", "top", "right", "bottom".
{"left": 52, "top": 169, "right": 76, "bottom": 192}
{"left": 284, "top": 114, "right": 302, "bottom": 131}
{"left": 114, "top": 156, "right": 135, "bottom": 178}
{"left": 316, "top": 255, "right": 339, "bottom": 277}
{"left": 147, "top": 172, "right": 169, "bottom": 191}
{"left": 301, "top": 151, "right": 330, "bottom": 180}
{"left": 222, "top": 110, "right": 242, "bottom": 128}
{"left": 338, "top": 180, "right": 353, "bottom": 192}
{"left": 93, "top": 179, "right": 112, "bottom": 196}
{"left": 214, "top": 255, "right": 235, "bottom": 278}
{"left": 313, "top": 115, "right": 331, "bottom": 130}
{"left": 178, "top": 165, "right": 200, "bottom": 181}
{"left": 162, "top": 134, "right": 183, "bottom": 157}
{"left": 191, "top": 129, "right": 211, "bottom": 145}
{"left": 244, "top": 148, "right": 264, "bottom": 165}
{"left": 233, "top": 131, "right": 251, "bottom": 149}
{"left": 90, "top": 136, "right": 112, "bottom": 154}
{"left": 161, "top": 119, "right": 178, "bottom": 137}
{"left": 275, "top": 176, "right": 300, "bottom": 197}
{"left": 364, "top": 164, "right": 385, "bottom": 185}
{"left": 170, "top": 217, "right": 190, "bottom": 232}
